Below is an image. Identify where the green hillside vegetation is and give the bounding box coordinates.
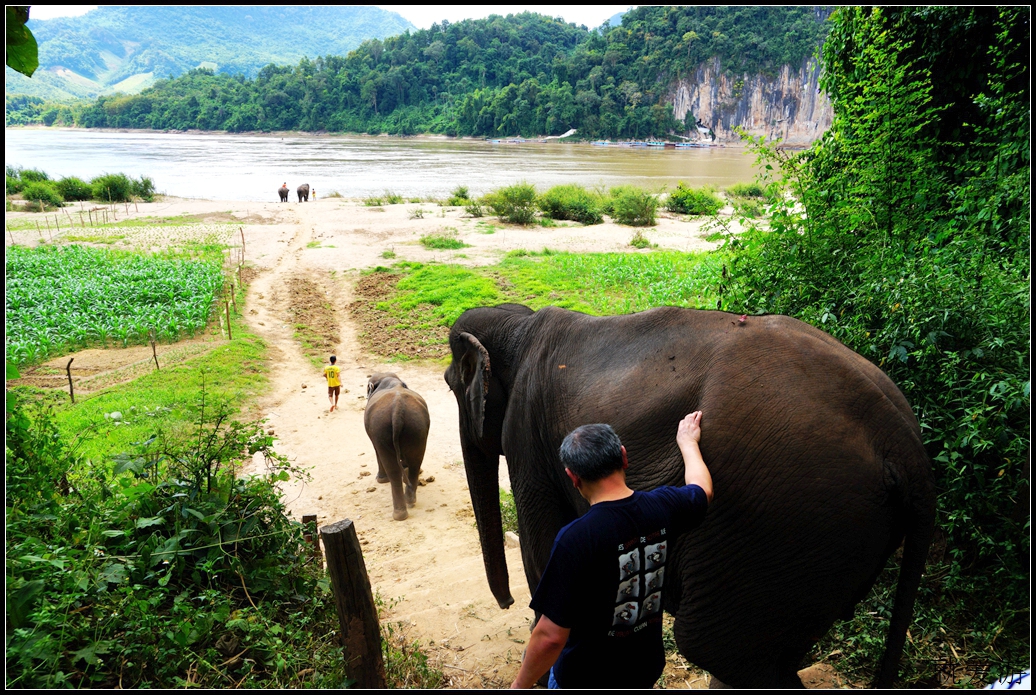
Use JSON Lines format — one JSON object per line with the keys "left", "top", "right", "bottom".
{"left": 4, "top": 6, "right": 414, "bottom": 102}
{"left": 13, "top": 7, "right": 829, "bottom": 138}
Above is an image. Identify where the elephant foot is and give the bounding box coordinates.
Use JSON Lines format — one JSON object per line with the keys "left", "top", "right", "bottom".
{"left": 393, "top": 508, "right": 408, "bottom": 521}
{"left": 405, "top": 488, "right": 417, "bottom": 507}
{"left": 376, "top": 473, "right": 389, "bottom": 483}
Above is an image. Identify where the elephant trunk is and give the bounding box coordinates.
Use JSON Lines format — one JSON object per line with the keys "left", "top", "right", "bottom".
{"left": 462, "top": 441, "right": 514, "bottom": 609}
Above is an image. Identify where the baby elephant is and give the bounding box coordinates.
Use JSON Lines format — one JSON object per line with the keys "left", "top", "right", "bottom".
{"left": 364, "top": 373, "right": 430, "bottom": 521}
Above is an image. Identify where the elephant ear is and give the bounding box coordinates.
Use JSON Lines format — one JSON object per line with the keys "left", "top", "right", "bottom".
{"left": 457, "top": 332, "right": 491, "bottom": 438}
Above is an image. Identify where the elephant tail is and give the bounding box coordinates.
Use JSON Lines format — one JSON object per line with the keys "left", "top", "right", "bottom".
{"left": 391, "top": 397, "right": 407, "bottom": 471}
{"left": 874, "top": 455, "right": 936, "bottom": 688}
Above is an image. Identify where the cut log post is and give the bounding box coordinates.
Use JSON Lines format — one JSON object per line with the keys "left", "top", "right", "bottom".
{"left": 240, "top": 227, "right": 245, "bottom": 263}
{"left": 230, "top": 283, "right": 237, "bottom": 313}
{"left": 7, "top": 224, "right": 15, "bottom": 246}
{"left": 320, "top": 519, "right": 386, "bottom": 689}
{"left": 66, "top": 358, "right": 75, "bottom": 403}
{"left": 225, "top": 299, "right": 232, "bottom": 341}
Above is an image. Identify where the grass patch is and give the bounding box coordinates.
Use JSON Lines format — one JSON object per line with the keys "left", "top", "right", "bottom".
{"left": 381, "top": 249, "right": 396, "bottom": 259}
{"left": 419, "top": 231, "right": 468, "bottom": 250}
{"left": 351, "top": 251, "right": 723, "bottom": 359}
{"left": 500, "top": 488, "right": 519, "bottom": 535}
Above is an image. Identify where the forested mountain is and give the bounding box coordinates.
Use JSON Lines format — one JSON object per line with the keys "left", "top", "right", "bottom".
{"left": 13, "top": 7, "right": 830, "bottom": 140}
{"left": 4, "top": 6, "right": 414, "bottom": 102}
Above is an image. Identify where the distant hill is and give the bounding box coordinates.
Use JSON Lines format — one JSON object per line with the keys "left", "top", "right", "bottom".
{"left": 4, "top": 6, "right": 414, "bottom": 101}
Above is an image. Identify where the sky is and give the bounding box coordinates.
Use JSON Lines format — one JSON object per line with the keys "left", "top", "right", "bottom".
{"left": 28, "top": 5, "right": 631, "bottom": 28}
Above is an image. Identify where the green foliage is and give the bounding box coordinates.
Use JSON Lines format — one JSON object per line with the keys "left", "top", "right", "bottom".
{"left": 5, "top": 245, "right": 223, "bottom": 364}
{"left": 485, "top": 182, "right": 538, "bottom": 225}
{"left": 131, "top": 175, "right": 157, "bottom": 202}
{"left": 7, "top": 174, "right": 25, "bottom": 194}
{"left": 499, "top": 488, "right": 519, "bottom": 535}
{"left": 19, "top": 167, "right": 51, "bottom": 183}
{"left": 20, "top": 180, "right": 64, "bottom": 207}
{"left": 464, "top": 199, "right": 485, "bottom": 218}
{"left": 364, "top": 196, "right": 383, "bottom": 207}
{"left": 91, "top": 173, "right": 133, "bottom": 202}
{"left": 5, "top": 388, "right": 346, "bottom": 688}
{"left": 6, "top": 6, "right": 38, "bottom": 78}
{"left": 55, "top": 176, "right": 93, "bottom": 201}
{"left": 538, "top": 184, "right": 603, "bottom": 225}
{"left": 664, "top": 183, "right": 722, "bottom": 215}
{"left": 382, "top": 191, "right": 404, "bottom": 205}
{"left": 419, "top": 232, "right": 468, "bottom": 250}
{"left": 723, "top": 7, "right": 1029, "bottom": 682}
{"left": 446, "top": 185, "right": 470, "bottom": 207}
{"left": 725, "top": 181, "right": 766, "bottom": 199}
{"left": 48, "top": 9, "right": 827, "bottom": 139}
{"left": 607, "top": 185, "right": 658, "bottom": 226}
{"left": 629, "top": 231, "right": 653, "bottom": 249}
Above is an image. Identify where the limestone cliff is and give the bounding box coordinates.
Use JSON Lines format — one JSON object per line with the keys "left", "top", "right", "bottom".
{"left": 670, "top": 57, "right": 833, "bottom": 145}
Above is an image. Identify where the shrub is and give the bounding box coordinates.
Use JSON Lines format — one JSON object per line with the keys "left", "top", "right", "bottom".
{"left": 447, "top": 185, "right": 470, "bottom": 206}
{"left": 130, "top": 175, "right": 156, "bottom": 202}
{"left": 538, "top": 184, "right": 604, "bottom": 225}
{"left": 7, "top": 174, "right": 24, "bottom": 195}
{"left": 91, "top": 173, "right": 133, "bottom": 202}
{"left": 55, "top": 176, "right": 92, "bottom": 201}
{"left": 464, "top": 200, "right": 485, "bottom": 217}
{"left": 725, "top": 181, "right": 767, "bottom": 199}
{"left": 629, "top": 231, "right": 652, "bottom": 248}
{"left": 485, "top": 182, "right": 537, "bottom": 225}
{"left": 383, "top": 191, "right": 404, "bottom": 205}
{"left": 20, "top": 181, "right": 64, "bottom": 207}
{"left": 608, "top": 186, "right": 658, "bottom": 226}
{"left": 18, "top": 167, "right": 49, "bottom": 183}
{"left": 665, "top": 183, "right": 723, "bottom": 215}
{"left": 364, "top": 196, "right": 384, "bottom": 206}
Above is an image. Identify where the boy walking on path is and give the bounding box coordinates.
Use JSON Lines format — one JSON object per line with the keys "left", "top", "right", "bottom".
{"left": 511, "top": 411, "right": 713, "bottom": 689}
{"left": 323, "top": 355, "right": 341, "bottom": 412}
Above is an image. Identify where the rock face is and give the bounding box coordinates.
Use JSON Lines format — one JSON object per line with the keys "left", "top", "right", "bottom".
{"left": 670, "top": 57, "right": 833, "bottom": 145}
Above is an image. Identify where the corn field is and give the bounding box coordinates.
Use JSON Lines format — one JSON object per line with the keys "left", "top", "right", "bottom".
{"left": 5, "top": 245, "right": 224, "bottom": 365}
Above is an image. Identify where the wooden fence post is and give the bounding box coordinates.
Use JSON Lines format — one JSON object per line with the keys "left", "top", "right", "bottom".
{"left": 149, "top": 329, "right": 160, "bottom": 370}
{"left": 240, "top": 227, "right": 245, "bottom": 263}
{"left": 320, "top": 519, "right": 386, "bottom": 689}
{"left": 224, "top": 299, "right": 232, "bottom": 340}
{"left": 66, "top": 358, "right": 75, "bottom": 403}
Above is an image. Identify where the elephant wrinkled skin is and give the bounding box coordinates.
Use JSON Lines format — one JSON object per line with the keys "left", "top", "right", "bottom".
{"left": 364, "top": 373, "right": 430, "bottom": 521}
{"left": 297, "top": 183, "right": 310, "bottom": 202}
{"left": 444, "top": 304, "right": 935, "bottom": 688}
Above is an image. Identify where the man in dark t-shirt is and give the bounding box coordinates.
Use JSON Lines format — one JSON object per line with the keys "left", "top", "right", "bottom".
{"left": 510, "top": 412, "right": 713, "bottom": 689}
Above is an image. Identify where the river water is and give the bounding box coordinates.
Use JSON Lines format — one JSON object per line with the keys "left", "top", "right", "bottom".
{"left": 5, "top": 128, "right": 759, "bottom": 202}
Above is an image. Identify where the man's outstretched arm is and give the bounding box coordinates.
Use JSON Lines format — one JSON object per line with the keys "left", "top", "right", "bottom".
{"left": 677, "top": 411, "right": 713, "bottom": 502}
{"left": 510, "top": 614, "right": 570, "bottom": 688}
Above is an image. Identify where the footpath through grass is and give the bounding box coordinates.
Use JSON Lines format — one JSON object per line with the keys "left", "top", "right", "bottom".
{"left": 352, "top": 250, "right": 726, "bottom": 361}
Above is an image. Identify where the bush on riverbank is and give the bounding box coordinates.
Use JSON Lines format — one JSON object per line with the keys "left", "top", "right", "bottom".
{"left": 605, "top": 186, "right": 658, "bottom": 226}
{"left": 484, "top": 182, "right": 537, "bottom": 225}
{"left": 665, "top": 183, "right": 723, "bottom": 216}
{"left": 5, "top": 168, "right": 158, "bottom": 204}
{"left": 538, "top": 184, "right": 603, "bottom": 225}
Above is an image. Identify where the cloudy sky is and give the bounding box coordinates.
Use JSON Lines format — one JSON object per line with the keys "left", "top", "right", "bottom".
{"left": 29, "top": 5, "right": 631, "bottom": 28}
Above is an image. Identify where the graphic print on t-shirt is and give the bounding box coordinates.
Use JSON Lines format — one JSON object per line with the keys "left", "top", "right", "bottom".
{"left": 611, "top": 529, "right": 667, "bottom": 631}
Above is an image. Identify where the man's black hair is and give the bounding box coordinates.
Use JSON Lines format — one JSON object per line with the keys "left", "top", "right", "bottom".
{"left": 329, "top": 355, "right": 337, "bottom": 364}
{"left": 559, "top": 424, "right": 624, "bottom": 482}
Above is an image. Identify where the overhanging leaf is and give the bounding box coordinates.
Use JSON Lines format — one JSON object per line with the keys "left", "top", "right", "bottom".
{"left": 6, "top": 6, "right": 38, "bottom": 78}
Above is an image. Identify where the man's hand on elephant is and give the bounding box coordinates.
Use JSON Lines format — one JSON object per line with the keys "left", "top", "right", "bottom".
{"left": 677, "top": 411, "right": 713, "bottom": 502}
{"left": 677, "top": 411, "right": 703, "bottom": 447}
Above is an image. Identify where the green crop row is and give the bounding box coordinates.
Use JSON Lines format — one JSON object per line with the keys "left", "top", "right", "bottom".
{"left": 5, "top": 245, "right": 224, "bottom": 365}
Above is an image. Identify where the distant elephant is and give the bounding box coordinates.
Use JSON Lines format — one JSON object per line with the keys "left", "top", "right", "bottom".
{"left": 297, "top": 183, "right": 310, "bottom": 202}
{"left": 444, "top": 304, "right": 935, "bottom": 688}
{"left": 278, "top": 184, "right": 289, "bottom": 202}
{"left": 364, "top": 373, "right": 431, "bottom": 521}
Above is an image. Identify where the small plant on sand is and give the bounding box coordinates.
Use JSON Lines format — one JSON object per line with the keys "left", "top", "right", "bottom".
{"left": 383, "top": 191, "right": 404, "bottom": 205}
{"left": 629, "top": 231, "right": 653, "bottom": 248}
{"left": 464, "top": 199, "right": 485, "bottom": 218}
{"left": 382, "top": 249, "right": 396, "bottom": 259}
{"left": 420, "top": 230, "right": 468, "bottom": 250}
{"left": 408, "top": 208, "right": 426, "bottom": 219}
{"left": 447, "top": 185, "right": 470, "bottom": 206}
{"left": 364, "top": 196, "right": 384, "bottom": 207}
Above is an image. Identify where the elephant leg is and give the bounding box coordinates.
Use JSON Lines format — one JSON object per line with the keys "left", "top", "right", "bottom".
{"left": 404, "top": 459, "right": 420, "bottom": 507}
{"left": 376, "top": 455, "right": 389, "bottom": 483}
{"left": 376, "top": 450, "right": 408, "bottom": 520}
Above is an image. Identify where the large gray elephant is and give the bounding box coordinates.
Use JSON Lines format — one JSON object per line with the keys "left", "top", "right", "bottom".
{"left": 364, "top": 373, "right": 430, "bottom": 521}
{"left": 444, "top": 304, "right": 935, "bottom": 688}
{"left": 297, "top": 183, "right": 310, "bottom": 202}
{"left": 278, "top": 184, "right": 289, "bottom": 202}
